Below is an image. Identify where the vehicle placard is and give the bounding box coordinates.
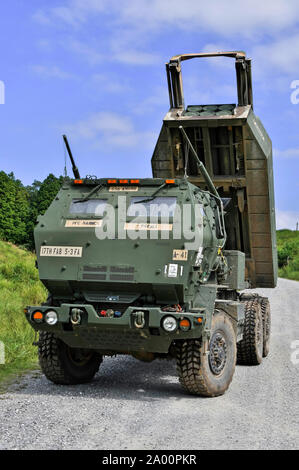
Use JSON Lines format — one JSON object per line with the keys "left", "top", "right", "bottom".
{"left": 173, "top": 249, "right": 188, "bottom": 261}
{"left": 168, "top": 264, "right": 178, "bottom": 277}
{"left": 40, "top": 246, "right": 83, "bottom": 257}
{"left": 109, "top": 186, "right": 139, "bottom": 192}
{"left": 124, "top": 223, "right": 173, "bottom": 231}
{"left": 65, "top": 220, "right": 102, "bottom": 227}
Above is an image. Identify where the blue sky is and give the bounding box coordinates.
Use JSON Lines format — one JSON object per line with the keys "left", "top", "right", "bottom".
{"left": 0, "top": 0, "right": 299, "bottom": 229}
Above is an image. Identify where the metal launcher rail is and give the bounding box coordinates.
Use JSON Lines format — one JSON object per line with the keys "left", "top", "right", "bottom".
{"left": 152, "top": 51, "right": 277, "bottom": 288}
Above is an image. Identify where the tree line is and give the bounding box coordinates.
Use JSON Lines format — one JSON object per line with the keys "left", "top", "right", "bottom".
{"left": 1, "top": 169, "right": 297, "bottom": 275}
{"left": 0, "top": 171, "right": 64, "bottom": 250}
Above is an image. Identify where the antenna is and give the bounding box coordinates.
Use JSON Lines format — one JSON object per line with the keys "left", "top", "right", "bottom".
{"left": 62, "top": 134, "right": 81, "bottom": 180}
{"left": 63, "top": 139, "right": 68, "bottom": 178}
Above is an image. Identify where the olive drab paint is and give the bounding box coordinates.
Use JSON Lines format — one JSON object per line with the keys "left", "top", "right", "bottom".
{"left": 25, "top": 51, "right": 276, "bottom": 396}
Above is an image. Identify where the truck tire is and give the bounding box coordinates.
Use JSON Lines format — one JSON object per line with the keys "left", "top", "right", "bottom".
{"left": 38, "top": 332, "right": 102, "bottom": 385}
{"left": 237, "top": 299, "right": 263, "bottom": 365}
{"left": 259, "top": 297, "right": 271, "bottom": 357}
{"left": 176, "top": 311, "right": 236, "bottom": 397}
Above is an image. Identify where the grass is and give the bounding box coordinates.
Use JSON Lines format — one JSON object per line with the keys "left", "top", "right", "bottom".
{"left": 0, "top": 231, "right": 297, "bottom": 383}
{"left": 277, "top": 229, "right": 299, "bottom": 281}
{"left": 0, "top": 241, "right": 47, "bottom": 383}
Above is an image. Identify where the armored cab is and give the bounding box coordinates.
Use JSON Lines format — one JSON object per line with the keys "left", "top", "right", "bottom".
{"left": 152, "top": 51, "right": 277, "bottom": 288}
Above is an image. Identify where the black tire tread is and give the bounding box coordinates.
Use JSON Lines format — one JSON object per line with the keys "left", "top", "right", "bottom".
{"left": 259, "top": 297, "right": 271, "bottom": 357}
{"left": 176, "top": 312, "right": 236, "bottom": 397}
{"left": 38, "top": 332, "right": 101, "bottom": 385}
{"left": 176, "top": 339, "right": 211, "bottom": 396}
{"left": 237, "top": 299, "right": 263, "bottom": 365}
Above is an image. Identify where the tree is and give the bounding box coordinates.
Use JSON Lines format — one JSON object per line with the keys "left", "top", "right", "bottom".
{"left": 0, "top": 171, "right": 30, "bottom": 245}
{"left": 26, "top": 174, "right": 64, "bottom": 249}
{"left": 0, "top": 171, "right": 64, "bottom": 249}
{"left": 277, "top": 241, "right": 298, "bottom": 268}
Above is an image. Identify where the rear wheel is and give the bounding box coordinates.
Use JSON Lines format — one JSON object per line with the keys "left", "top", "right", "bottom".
{"left": 38, "top": 332, "right": 102, "bottom": 385}
{"left": 237, "top": 299, "right": 263, "bottom": 365}
{"left": 176, "top": 311, "right": 236, "bottom": 397}
{"left": 259, "top": 297, "right": 271, "bottom": 357}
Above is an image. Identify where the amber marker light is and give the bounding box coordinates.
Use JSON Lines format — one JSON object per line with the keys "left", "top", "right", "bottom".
{"left": 33, "top": 311, "right": 43, "bottom": 322}
{"left": 165, "top": 179, "right": 175, "bottom": 184}
{"left": 130, "top": 179, "right": 140, "bottom": 184}
{"left": 119, "top": 179, "right": 129, "bottom": 184}
{"left": 108, "top": 179, "right": 117, "bottom": 184}
{"left": 179, "top": 318, "right": 191, "bottom": 331}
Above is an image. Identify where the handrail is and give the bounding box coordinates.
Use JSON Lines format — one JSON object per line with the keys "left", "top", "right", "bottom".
{"left": 169, "top": 51, "right": 246, "bottom": 64}
{"left": 166, "top": 50, "right": 252, "bottom": 109}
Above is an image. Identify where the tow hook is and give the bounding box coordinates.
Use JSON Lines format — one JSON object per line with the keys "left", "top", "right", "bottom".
{"left": 133, "top": 311, "right": 146, "bottom": 329}
{"left": 71, "top": 308, "right": 83, "bottom": 325}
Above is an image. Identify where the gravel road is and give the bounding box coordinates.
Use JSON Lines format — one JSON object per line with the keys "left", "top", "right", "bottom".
{"left": 0, "top": 278, "right": 298, "bottom": 450}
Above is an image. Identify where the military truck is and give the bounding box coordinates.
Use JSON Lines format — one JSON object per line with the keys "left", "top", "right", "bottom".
{"left": 25, "top": 51, "right": 276, "bottom": 397}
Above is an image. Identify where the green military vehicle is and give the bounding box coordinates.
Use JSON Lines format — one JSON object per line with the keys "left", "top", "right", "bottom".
{"left": 25, "top": 51, "right": 277, "bottom": 397}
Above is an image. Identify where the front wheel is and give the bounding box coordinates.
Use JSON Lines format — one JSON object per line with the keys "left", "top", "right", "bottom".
{"left": 176, "top": 311, "right": 236, "bottom": 397}
{"left": 38, "top": 332, "right": 102, "bottom": 385}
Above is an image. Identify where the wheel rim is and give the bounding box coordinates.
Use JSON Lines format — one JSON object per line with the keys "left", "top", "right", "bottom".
{"left": 67, "top": 347, "right": 93, "bottom": 367}
{"left": 209, "top": 331, "right": 227, "bottom": 375}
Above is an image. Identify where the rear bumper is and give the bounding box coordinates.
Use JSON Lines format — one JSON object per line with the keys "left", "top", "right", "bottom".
{"left": 25, "top": 304, "right": 205, "bottom": 354}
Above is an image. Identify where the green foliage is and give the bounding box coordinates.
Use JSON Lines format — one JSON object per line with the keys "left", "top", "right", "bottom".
{"left": 29, "top": 174, "right": 64, "bottom": 216}
{"left": 0, "top": 172, "right": 30, "bottom": 246}
{"left": 0, "top": 172, "right": 63, "bottom": 379}
{"left": 277, "top": 241, "right": 298, "bottom": 268}
{"left": 277, "top": 230, "right": 299, "bottom": 281}
{"left": 0, "top": 171, "right": 64, "bottom": 250}
{"left": 26, "top": 174, "right": 64, "bottom": 249}
{"left": 0, "top": 241, "right": 47, "bottom": 382}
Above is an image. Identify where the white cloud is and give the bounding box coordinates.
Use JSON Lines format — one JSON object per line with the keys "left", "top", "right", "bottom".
{"left": 133, "top": 87, "right": 168, "bottom": 115}
{"left": 120, "top": 0, "right": 299, "bottom": 37}
{"left": 51, "top": 6, "right": 82, "bottom": 27}
{"left": 276, "top": 210, "right": 299, "bottom": 230}
{"left": 91, "top": 74, "right": 130, "bottom": 93}
{"left": 34, "top": 0, "right": 299, "bottom": 38}
{"left": 252, "top": 34, "right": 299, "bottom": 76}
{"left": 31, "top": 65, "right": 74, "bottom": 79}
{"left": 58, "top": 36, "right": 160, "bottom": 66}
{"left": 33, "top": 1, "right": 299, "bottom": 73}
{"left": 65, "top": 112, "right": 156, "bottom": 149}
{"left": 66, "top": 39, "right": 103, "bottom": 65}
{"left": 194, "top": 39, "right": 299, "bottom": 80}
{"left": 52, "top": 0, "right": 107, "bottom": 26}
{"left": 112, "top": 50, "right": 159, "bottom": 66}
{"left": 274, "top": 148, "right": 299, "bottom": 159}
